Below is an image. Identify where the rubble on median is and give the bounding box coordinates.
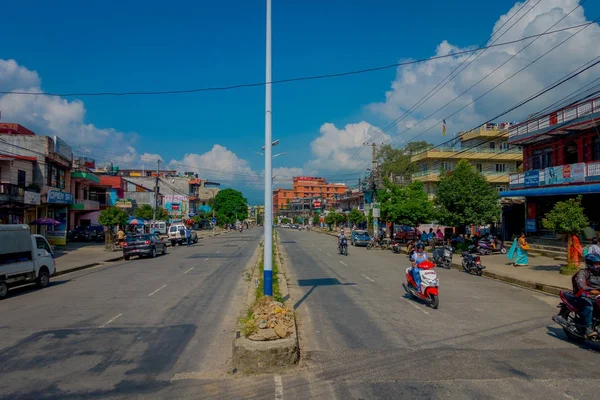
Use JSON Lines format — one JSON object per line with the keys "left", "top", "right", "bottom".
{"left": 247, "top": 297, "right": 294, "bottom": 341}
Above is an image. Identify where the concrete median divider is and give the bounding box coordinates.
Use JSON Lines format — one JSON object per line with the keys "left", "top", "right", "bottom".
{"left": 232, "top": 235, "right": 299, "bottom": 374}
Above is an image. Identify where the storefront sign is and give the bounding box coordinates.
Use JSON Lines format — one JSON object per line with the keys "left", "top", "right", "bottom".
{"left": 46, "top": 231, "right": 67, "bottom": 246}
{"left": 23, "top": 191, "right": 41, "bottom": 205}
{"left": 525, "top": 219, "right": 537, "bottom": 233}
{"left": 313, "top": 201, "right": 321, "bottom": 208}
{"left": 171, "top": 203, "right": 180, "bottom": 211}
{"left": 115, "top": 199, "right": 133, "bottom": 208}
{"left": 46, "top": 207, "right": 68, "bottom": 246}
{"left": 47, "top": 189, "right": 74, "bottom": 204}
{"left": 164, "top": 195, "right": 187, "bottom": 203}
{"left": 545, "top": 165, "right": 563, "bottom": 185}
{"left": 524, "top": 170, "right": 539, "bottom": 187}
{"left": 570, "top": 163, "right": 585, "bottom": 183}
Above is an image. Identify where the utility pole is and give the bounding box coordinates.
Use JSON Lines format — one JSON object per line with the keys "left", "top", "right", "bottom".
{"left": 263, "top": 0, "right": 274, "bottom": 296}
{"left": 152, "top": 160, "right": 160, "bottom": 222}
{"left": 371, "top": 143, "right": 379, "bottom": 240}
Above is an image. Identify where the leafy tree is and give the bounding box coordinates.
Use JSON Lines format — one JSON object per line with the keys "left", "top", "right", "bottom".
{"left": 281, "top": 217, "right": 291, "bottom": 224}
{"left": 348, "top": 208, "right": 366, "bottom": 226}
{"left": 377, "top": 142, "right": 433, "bottom": 181}
{"left": 98, "top": 207, "right": 129, "bottom": 250}
{"left": 312, "top": 214, "right": 320, "bottom": 226}
{"left": 257, "top": 212, "right": 264, "bottom": 225}
{"left": 378, "top": 180, "right": 434, "bottom": 229}
{"left": 542, "top": 196, "right": 589, "bottom": 270}
{"left": 434, "top": 159, "right": 500, "bottom": 228}
{"left": 213, "top": 188, "right": 248, "bottom": 225}
{"left": 293, "top": 216, "right": 302, "bottom": 224}
{"left": 134, "top": 204, "right": 169, "bottom": 221}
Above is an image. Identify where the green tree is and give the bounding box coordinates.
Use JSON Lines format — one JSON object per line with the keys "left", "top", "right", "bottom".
{"left": 213, "top": 188, "right": 248, "bottom": 225}
{"left": 313, "top": 214, "right": 320, "bottom": 226}
{"left": 98, "top": 207, "right": 129, "bottom": 250}
{"left": 542, "top": 196, "right": 589, "bottom": 271}
{"left": 281, "top": 217, "right": 291, "bottom": 225}
{"left": 134, "top": 204, "right": 169, "bottom": 221}
{"left": 377, "top": 142, "right": 433, "bottom": 181}
{"left": 378, "top": 180, "right": 434, "bottom": 229}
{"left": 347, "top": 208, "right": 366, "bottom": 226}
{"left": 434, "top": 159, "right": 500, "bottom": 228}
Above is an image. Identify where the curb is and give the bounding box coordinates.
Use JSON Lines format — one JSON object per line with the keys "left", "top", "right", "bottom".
{"left": 54, "top": 255, "right": 124, "bottom": 277}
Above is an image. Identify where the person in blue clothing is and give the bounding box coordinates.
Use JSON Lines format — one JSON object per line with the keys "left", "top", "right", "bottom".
{"left": 185, "top": 226, "right": 192, "bottom": 247}
{"left": 410, "top": 242, "right": 428, "bottom": 293}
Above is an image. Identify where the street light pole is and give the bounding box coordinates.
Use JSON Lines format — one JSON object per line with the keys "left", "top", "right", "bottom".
{"left": 263, "top": 0, "right": 273, "bottom": 297}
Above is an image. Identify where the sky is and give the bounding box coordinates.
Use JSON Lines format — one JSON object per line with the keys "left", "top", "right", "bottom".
{"left": 1, "top": 0, "right": 600, "bottom": 203}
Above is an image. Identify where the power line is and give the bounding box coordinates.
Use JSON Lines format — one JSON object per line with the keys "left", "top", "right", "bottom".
{"left": 0, "top": 22, "right": 594, "bottom": 98}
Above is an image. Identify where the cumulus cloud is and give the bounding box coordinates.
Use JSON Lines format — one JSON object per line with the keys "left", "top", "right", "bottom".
{"left": 367, "top": 0, "right": 600, "bottom": 143}
{"left": 305, "top": 121, "right": 390, "bottom": 173}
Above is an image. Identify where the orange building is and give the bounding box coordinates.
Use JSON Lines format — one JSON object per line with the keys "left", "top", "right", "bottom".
{"left": 293, "top": 176, "right": 347, "bottom": 199}
{"left": 273, "top": 188, "right": 294, "bottom": 214}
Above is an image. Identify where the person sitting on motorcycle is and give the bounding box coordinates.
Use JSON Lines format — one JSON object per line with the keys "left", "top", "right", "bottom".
{"left": 410, "top": 242, "right": 428, "bottom": 293}
{"left": 338, "top": 229, "right": 346, "bottom": 246}
{"left": 573, "top": 253, "right": 600, "bottom": 338}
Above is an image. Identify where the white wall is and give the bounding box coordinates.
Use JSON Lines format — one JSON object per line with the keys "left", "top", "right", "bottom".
{"left": 0, "top": 159, "right": 33, "bottom": 186}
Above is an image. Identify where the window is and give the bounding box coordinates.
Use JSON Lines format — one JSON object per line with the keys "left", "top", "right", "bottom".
{"left": 489, "top": 142, "right": 496, "bottom": 150}
{"left": 35, "top": 237, "right": 52, "bottom": 254}
{"left": 495, "top": 164, "right": 506, "bottom": 173}
{"left": 475, "top": 163, "right": 483, "bottom": 172}
{"left": 496, "top": 185, "right": 507, "bottom": 193}
{"left": 17, "top": 170, "right": 26, "bottom": 187}
{"left": 440, "top": 162, "right": 452, "bottom": 172}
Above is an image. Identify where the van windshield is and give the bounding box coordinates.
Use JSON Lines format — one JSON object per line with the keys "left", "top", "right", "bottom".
{"left": 35, "top": 237, "right": 52, "bottom": 254}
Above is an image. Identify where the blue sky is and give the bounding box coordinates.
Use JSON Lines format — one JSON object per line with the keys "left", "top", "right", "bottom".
{"left": 1, "top": 0, "right": 600, "bottom": 203}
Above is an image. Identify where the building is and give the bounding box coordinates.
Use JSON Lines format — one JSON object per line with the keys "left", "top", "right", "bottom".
{"left": 411, "top": 123, "right": 523, "bottom": 197}
{"left": 117, "top": 168, "right": 178, "bottom": 178}
{"left": 293, "top": 176, "right": 347, "bottom": 199}
{"left": 0, "top": 153, "right": 40, "bottom": 224}
{"left": 273, "top": 188, "right": 294, "bottom": 215}
{"left": 69, "top": 157, "right": 102, "bottom": 229}
{"left": 190, "top": 178, "right": 220, "bottom": 215}
{"left": 500, "top": 96, "right": 600, "bottom": 237}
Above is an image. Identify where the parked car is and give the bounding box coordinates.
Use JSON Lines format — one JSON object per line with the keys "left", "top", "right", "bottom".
{"left": 393, "top": 226, "right": 418, "bottom": 243}
{"left": 67, "top": 226, "right": 86, "bottom": 242}
{"left": 351, "top": 230, "right": 371, "bottom": 246}
{"left": 85, "top": 225, "right": 105, "bottom": 242}
{"left": 167, "top": 223, "right": 198, "bottom": 246}
{"left": 0, "top": 224, "right": 55, "bottom": 299}
{"left": 123, "top": 234, "right": 167, "bottom": 260}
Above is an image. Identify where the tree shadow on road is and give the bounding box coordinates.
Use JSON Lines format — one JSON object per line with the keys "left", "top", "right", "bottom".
{"left": 293, "top": 278, "right": 356, "bottom": 310}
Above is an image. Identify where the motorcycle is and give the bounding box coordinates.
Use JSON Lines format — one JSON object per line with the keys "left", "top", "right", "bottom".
{"left": 392, "top": 240, "right": 401, "bottom": 254}
{"left": 461, "top": 252, "right": 485, "bottom": 276}
{"left": 406, "top": 240, "right": 416, "bottom": 259}
{"left": 477, "top": 238, "right": 507, "bottom": 255}
{"left": 338, "top": 238, "right": 348, "bottom": 256}
{"left": 432, "top": 245, "right": 453, "bottom": 269}
{"left": 402, "top": 260, "right": 439, "bottom": 309}
{"left": 553, "top": 290, "right": 600, "bottom": 343}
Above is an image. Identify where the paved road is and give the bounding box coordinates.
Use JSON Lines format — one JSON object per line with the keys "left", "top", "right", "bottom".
{"left": 277, "top": 229, "right": 600, "bottom": 400}
{"left": 0, "top": 230, "right": 264, "bottom": 400}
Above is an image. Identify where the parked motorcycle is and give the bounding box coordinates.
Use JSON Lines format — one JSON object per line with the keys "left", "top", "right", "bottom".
{"left": 477, "top": 238, "right": 507, "bottom": 255}
{"left": 338, "top": 237, "right": 348, "bottom": 256}
{"left": 392, "top": 240, "right": 401, "bottom": 254}
{"left": 402, "top": 260, "right": 439, "bottom": 309}
{"left": 432, "top": 245, "right": 453, "bottom": 269}
{"left": 461, "top": 252, "right": 485, "bottom": 276}
{"left": 553, "top": 290, "right": 600, "bottom": 343}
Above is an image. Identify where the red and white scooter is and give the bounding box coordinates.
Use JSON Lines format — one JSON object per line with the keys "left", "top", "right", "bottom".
{"left": 402, "top": 259, "right": 440, "bottom": 309}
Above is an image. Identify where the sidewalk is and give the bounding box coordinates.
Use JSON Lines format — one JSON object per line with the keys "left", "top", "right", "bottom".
{"left": 312, "top": 227, "right": 573, "bottom": 296}
{"left": 53, "top": 229, "right": 230, "bottom": 276}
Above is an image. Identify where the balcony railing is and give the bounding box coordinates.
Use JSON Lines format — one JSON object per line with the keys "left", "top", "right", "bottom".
{"left": 0, "top": 183, "right": 25, "bottom": 202}
{"left": 509, "top": 96, "right": 600, "bottom": 139}
{"left": 413, "top": 170, "right": 512, "bottom": 178}
{"left": 416, "top": 146, "right": 521, "bottom": 154}
{"left": 70, "top": 199, "right": 100, "bottom": 211}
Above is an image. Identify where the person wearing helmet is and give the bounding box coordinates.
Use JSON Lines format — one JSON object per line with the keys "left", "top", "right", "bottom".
{"left": 410, "top": 242, "right": 428, "bottom": 293}
{"left": 573, "top": 253, "right": 600, "bottom": 338}
{"left": 338, "top": 229, "right": 346, "bottom": 245}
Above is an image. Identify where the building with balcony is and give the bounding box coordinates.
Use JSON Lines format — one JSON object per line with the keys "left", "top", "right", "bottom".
{"left": 69, "top": 157, "right": 103, "bottom": 228}
{"left": 273, "top": 188, "right": 294, "bottom": 215}
{"left": 293, "top": 176, "right": 348, "bottom": 199}
{"left": 500, "top": 96, "right": 600, "bottom": 237}
{"left": 0, "top": 154, "right": 40, "bottom": 224}
{"left": 411, "top": 123, "right": 522, "bottom": 197}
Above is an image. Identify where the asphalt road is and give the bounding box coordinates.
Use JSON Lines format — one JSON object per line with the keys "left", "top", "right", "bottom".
{"left": 277, "top": 228, "right": 600, "bottom": 400}
{"left": 0, "top": 229, "right": 267, "bottom": 400}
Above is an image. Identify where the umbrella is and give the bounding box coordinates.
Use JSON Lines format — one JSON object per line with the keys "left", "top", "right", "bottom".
{"left": 129, "top": 219, "right": 140, "bottom": 225}
{"left": 31, "top": 217, "right": 60, "bottom": 226}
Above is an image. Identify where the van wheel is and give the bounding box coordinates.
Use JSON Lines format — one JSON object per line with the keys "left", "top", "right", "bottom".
{"left": 36, "top": 268, "right": 50, "bottom": 289}
{"left": 0, "top": 282, "right": 8, "bottom": 299}
{"left": 124, "top": 256, "right": 131, "bottom": 261}
{"left": 171, "top": 241, "right": 176, "bottom": 247}
{"left": 162, "top": 245, "right": 167, "bottom": 255}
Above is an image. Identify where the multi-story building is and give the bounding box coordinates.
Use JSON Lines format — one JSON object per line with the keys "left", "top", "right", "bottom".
{"left": 273, "top": 188, "right": 294, "bottom": 215}
{"left": 69, "top": 157, "right": 102, "bottom": 229}
{"left": 411, "top": 123, "right": 523, "bottom": 197}
{"left": 190, "top": 178, "right": 220, "bottom": 215}
{"left": 117, "top": 168, "right": 178, "bottom": 177}
{"left": 0, "top": 153, "right": 40, "bottom": 224}
{"left": 293, "top": 176, "right": 348, "bottom": 199}
{"left": 500, "top": 96, "right": 600, "bottom": 237}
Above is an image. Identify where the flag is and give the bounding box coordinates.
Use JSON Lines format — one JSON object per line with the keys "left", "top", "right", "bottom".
{"left": 442, "top": 119, "right": 447, "bottom": 136}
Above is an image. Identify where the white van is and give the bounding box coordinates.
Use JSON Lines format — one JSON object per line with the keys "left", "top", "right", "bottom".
{"left": 0, "top": 224, "right": 56, "bottom": 299}
{"left": 150, "top": 221, "right": 167, "bottom": 236}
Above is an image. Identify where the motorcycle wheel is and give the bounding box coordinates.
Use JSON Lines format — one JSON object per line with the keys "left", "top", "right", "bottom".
{"left": 429, "top": 294, "right": 439, "bottom": 309}
{"left": 500, "top": 247, "right": 507, "bottom": 254}
{"left": 462, "top": 261, "right": 469, "bottom": 273}
{"left": 344, "top": 246, "right": 348, "bottom": 256}
{"left": 442, "top": 260, "right": 451, "bottom": 269}
{"left": 559, "top": 306, "right": 585, "bottom": 343}
{"left": 476, "top": 267, "right": 483, "bottom": 276}
{"left": 366, "top": 242, "right": 373, "bottom": 250}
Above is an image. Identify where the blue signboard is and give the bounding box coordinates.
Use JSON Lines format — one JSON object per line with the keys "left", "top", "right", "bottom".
{"left": 47, "top": 189, "right": 74, "bottom": 204}
{"left": 524, "top": 170, "right": 540, "bottom": 188}
{"left": 526, "top": 219, "right": 537, "bottom": 233}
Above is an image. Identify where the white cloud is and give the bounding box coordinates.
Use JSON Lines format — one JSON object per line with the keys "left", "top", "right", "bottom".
{"left": 0, "top": 59, "right": 40, "bottom": 92}
{"left": 305, "top": 121, "right": 390, "bottom": 173}
{"left": 367, "top": 0, "right": 600, "bottom": 143}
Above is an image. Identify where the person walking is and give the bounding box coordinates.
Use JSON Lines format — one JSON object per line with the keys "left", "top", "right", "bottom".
{"left": 507, "top": 232, "right": 529, "bottom": 266}
{"left": 185, "top": 226, "right": 192, "bottom": 247}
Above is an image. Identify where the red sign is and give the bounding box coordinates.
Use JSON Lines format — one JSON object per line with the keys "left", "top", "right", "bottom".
{"left": 172, "top": 204, "right": 180, "bottom": 211}
{"left": 296, "top": 176, "right": 320, "bottom": 181}
{"left": 313, "top": 201, "right": 321, "bottom": 208}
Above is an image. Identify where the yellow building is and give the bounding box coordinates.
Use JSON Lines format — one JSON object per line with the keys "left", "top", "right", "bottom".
{"left": 411, "top": 123, "right": 522, "bottom": 197}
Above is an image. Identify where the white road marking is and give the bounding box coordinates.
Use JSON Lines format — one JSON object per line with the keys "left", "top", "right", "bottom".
{"left": 99, "top": 313, "right": 122, "bottom": 328}
{"left": 204, "top": 258, "right": 210, "bottom": 261}
{"left": 311, "top": 244, "right": 315, "bottom": 247}
{"left": 184, "top": 266, "right": 195, "bottom": 274}
{"left": 148, "top": 284, "right": 167, "bottom": 297}
{"left": 317, "top": 248, "right": 322, "bottom": 251}
{"left": 326, "top": 253, "right": 332, "bottom": 257}
{"left": 274, "top": 375, "right": 284, "bottom": 400}
{"left": 361, "top": 274, "right": 375, "bottom": 283}
{"left": 339, "top": 261, "right": 348, "bottom": 266}
{"left": 403, "top": 298, "right": 430, "bottom": 315}
{"left": 216, "top": 250, "right": 221, "bottom": 254}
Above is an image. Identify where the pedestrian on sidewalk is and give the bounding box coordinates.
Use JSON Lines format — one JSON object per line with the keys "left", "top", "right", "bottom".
{"left": 185, "top": 226, "right": 191, "bottom": 247}
{"left": 117, "top": 227, "right": 125, "bottom": 247}
{"left": 507, "top": 232, "right": 529, "bottom": 266}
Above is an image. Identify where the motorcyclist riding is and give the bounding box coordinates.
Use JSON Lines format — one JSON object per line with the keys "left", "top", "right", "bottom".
{"left": 338, "top": 229, "right": 346, "bottom": 244}
{"left": 410, "top": 242, "right": 428, "bottom": 293}
{"left": 573, "top": 253, "right": 600, "bottom": 338}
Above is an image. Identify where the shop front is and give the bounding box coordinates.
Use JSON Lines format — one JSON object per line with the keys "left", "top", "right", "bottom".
{"left": 41, "top": 189, "right": 74, "bottom": 246}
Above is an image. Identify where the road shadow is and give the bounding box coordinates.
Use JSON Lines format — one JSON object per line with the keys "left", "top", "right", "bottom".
{"left": 294, "top": 278, "right": 356, "bottom": 310}
{"left": 3, "top": 279, "right": 71, "bottom": 301}
{"left": 0, "top": 324, "right": 196, "bottom": 399}
{"left": 546, "top": 325, "right": 600, "bottom": 353}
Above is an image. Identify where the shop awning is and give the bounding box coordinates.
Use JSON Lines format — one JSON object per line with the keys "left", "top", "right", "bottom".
{"left": 500, "top": 183, "right": 600, "bottom": 198}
